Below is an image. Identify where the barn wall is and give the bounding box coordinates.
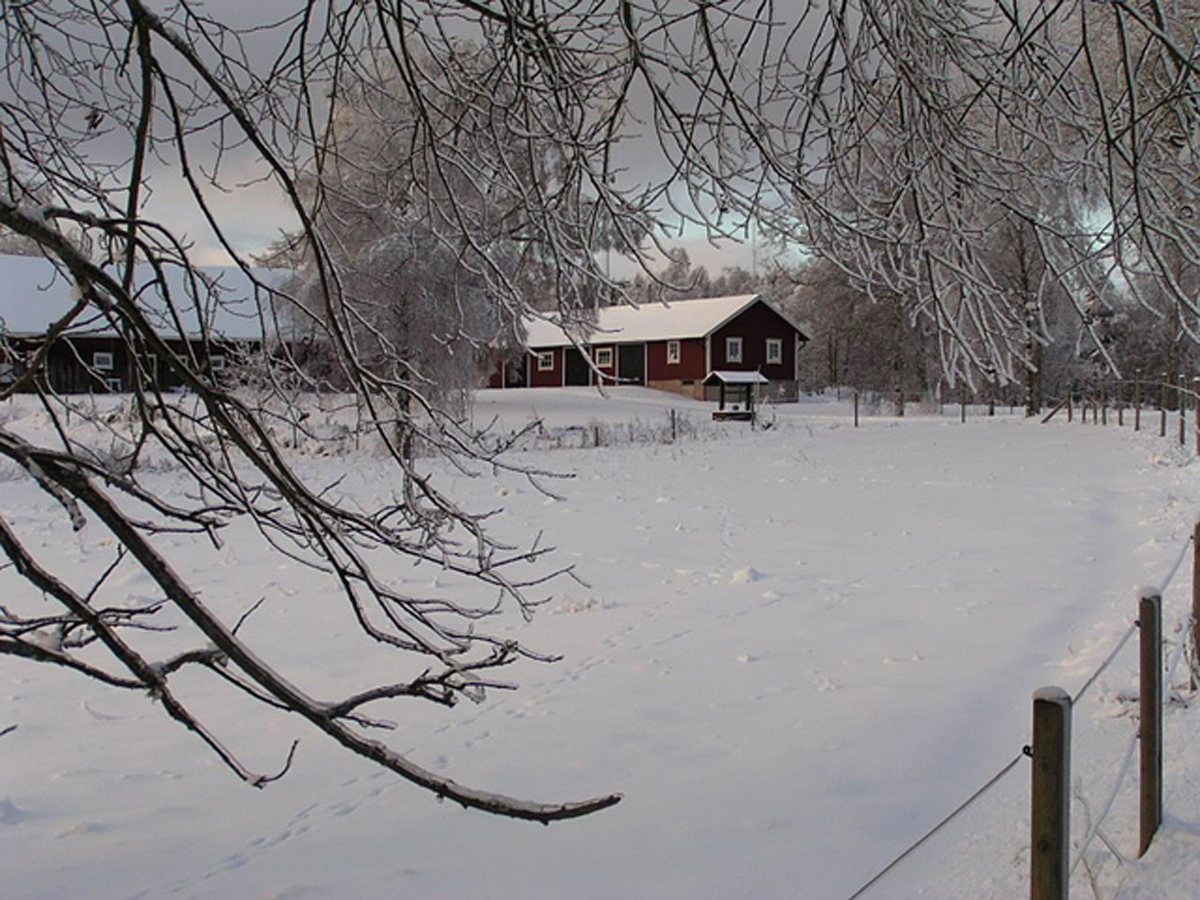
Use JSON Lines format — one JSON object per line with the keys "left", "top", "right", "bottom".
{"left": 646, "top": 337, "right": 705, "bottom": 381}
{"left": 711, "top": 302, "right": 797, "bottom": 375}
{"left": 591, "top": 344, "right": 617, "bottom": 384}
{"left": 528, "top": 347, "right": 562, "bottom": 387}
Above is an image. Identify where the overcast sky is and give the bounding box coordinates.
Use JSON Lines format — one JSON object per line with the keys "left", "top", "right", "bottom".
{"left": 128, "top": 0, "right": 773, "bottom": 277}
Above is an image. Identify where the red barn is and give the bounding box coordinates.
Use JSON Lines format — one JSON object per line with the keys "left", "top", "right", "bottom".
{"left": 497, "top": 294, "right": 809, "bottom": 401}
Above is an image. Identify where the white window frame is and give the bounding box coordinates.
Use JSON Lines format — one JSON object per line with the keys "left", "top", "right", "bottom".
{"left": 210, "top": 354, "right": 227, "bottom": 371}
{"left": 725, "top": 336, "right": 743, "bottom": 364}
{"left": 766, "top": 338, "right": 783, "bottom": 365}
{"left": 93, "top": 351, "right": 114, "bottom": 371}
{"left": 105, "top": 377, "right": 122, "bottom": 393}
{"left": 537, "top": 351, "right": 555, "bottom": 372}
{"left": 595, "top": 347, "right": 614, "bottom": 368}
{"left": 667, "top": 340, "right": 681, "bottom": 365}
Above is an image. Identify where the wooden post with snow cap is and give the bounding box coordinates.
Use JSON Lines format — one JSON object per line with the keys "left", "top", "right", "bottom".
{"left": 1135, "top": 371, "right": 1142, "bottom": 431}
{"left": 1139, "top": 590, "right": 1163, "bottom": 858}
{"left": 1160, "top": 373, "right": 1168, "bottom": 437}
{"left": 1179, "top": 373, "right": 1187, "bottom": 447}
{"left": 1193, "top": 522, "right": 1200, "bottom": 692}
{"left": 1194, "top": 378, "right": 1200, "bottom": 455}
{"left": 1030, "top": 687, "right": 1071, "bottom": 900}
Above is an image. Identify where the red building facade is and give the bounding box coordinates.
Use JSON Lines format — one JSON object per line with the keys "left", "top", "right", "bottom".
{"left": 500, "top": 294, "right": 809, "bottom": 400}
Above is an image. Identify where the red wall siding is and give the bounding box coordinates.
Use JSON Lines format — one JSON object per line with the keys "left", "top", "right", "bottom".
{"left": 711, "top": 301, "right": 799, "bottom": 379}
{"left": 528, "top": 347, "right": 562, "bottom": 387}
{"left": 647, "top": 337, "right": 706, "bottom": 381}
{"left": 592, "top": 345, "right": 617, "bottom": 383}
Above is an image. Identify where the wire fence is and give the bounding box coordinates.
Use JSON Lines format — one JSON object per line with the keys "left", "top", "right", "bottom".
{"left": 844, "top": 526, "right": 1199, "bottom": 898}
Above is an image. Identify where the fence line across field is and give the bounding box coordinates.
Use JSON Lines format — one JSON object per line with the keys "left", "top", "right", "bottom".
{"left": 845, "top": 522, "right": 1200, "bottom": 899}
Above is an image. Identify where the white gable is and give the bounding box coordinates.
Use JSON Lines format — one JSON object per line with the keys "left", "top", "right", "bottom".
{"left": 525, "top": 294, "right": 779, "bottom": 348}
{"left": 0, "top": 254, "right": 288, "bottom": 341}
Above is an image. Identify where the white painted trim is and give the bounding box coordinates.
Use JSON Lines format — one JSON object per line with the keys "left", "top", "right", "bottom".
{"left": 666, "top": 339, "right": 681, "bottom": 365}
{"left": 766, "top": 337, "right": 783, "bottom": 365}
{"left": 93, "top": 350, "right": 114, "bottom": 371}
{"left": 726, "top": 336, "right": 743, "bottom": 364}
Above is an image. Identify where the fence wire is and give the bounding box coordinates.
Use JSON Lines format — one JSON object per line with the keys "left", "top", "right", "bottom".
{"left": 1069, "top": 727, "right": 1140, "bottom": 877}
{"left": 1154, "top": 533, "right": 1195, "bottom": 597}
{"left": 845, "top": 749, "right": 1028, "bottom": 900}
{"left": 848, "top": 527, "right": 1196, "bottom": 898}
{"left": 1073, "top": 622, "right": 1138, "bottom": 706}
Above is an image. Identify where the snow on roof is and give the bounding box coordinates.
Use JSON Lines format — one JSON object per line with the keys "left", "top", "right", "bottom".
{"left": 0, "top": 254, "right": 288, "bottom": 342}
{"left": 524, "top": 293, "right": 808, "bottom": 348}
{"left": 703, "top": 370, "right": 770, "bottom": 385}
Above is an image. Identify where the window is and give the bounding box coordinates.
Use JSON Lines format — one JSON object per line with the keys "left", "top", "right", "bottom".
{"left": 766, "top": 338, "right": 783, "bottom": 365}
{"left": 537, "top": 351, "right": 555, "bottom": 372}
{"left": 210, "top": 355, "right": 227, "bottom": 371}
{"left": 595, "top": 347, "right": 613, "bottom": 368}
{"left": 725, "top": 336, "right": 743, "bottom": 363}
{"left": 667, "top": 340, "right": 681, "bottom": 364}
{"left": 93, "top": 351, "right": 114, "bottom": 371}
{"left": 105, "top": 377, "right": 122, "bottom": 393}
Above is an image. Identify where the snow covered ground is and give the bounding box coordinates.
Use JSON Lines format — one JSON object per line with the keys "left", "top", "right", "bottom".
{"left": 3, "top": 388, "right": 1200, "bottom": 899}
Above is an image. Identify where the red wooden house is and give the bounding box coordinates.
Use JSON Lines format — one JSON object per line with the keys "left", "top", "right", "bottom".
{"left": 493, "top": 294, "right": 809, "bottom": 401}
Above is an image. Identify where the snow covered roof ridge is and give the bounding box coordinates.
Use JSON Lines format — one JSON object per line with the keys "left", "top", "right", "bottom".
{"left": 523, "top": 293, "right": 809, "bottom": 348}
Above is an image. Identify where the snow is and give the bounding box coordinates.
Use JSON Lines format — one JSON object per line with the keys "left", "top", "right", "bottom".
{"left": 3, "top": 390, "right": 1200, "bottom": 898}
{"left": 523, "top": 293, "right": 808, "bottom": 347}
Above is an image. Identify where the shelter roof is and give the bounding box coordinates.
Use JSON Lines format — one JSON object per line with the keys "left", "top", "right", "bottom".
{"left": 703, "top": 370, "right": 770, "bottom": 385}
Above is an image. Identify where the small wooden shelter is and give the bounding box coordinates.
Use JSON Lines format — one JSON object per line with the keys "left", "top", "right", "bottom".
{"left": 704, "top": 370, "right": 768, "bottom": 421}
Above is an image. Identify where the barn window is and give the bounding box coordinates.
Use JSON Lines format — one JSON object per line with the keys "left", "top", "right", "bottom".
{"left": 93, "top": 351, "right": 114, "bottom": 371}
{"left": 667, "top": 340, "right": 681, "bottom": 364}
{"left": 766, "top": 338, "right": 783, "bottom": 364}
{"left": 537, "top": 351, "right": 555, "bottom": 371}
{"left": 210, "top": 355, "right": 227, "bottom": 371}
{"left": 105, "top": 377, "right": 122, "bottom": 393}
{"left": 595, "top": 347, "right": 613, "bottom": 368}
{"left": 725, "top": 336, "right": 743, "bottom": 363}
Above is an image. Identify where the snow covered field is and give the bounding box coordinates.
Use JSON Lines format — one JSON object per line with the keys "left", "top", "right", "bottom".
{"left": 4, "top": 388, "right": 1200, "bottom": 899}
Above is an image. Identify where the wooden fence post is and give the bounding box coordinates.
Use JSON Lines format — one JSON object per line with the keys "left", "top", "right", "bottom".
{"left": 854, "top": 390, "right": 859, "bottom": 428}
{"left": 1180, "top": 374, "right": 1187, "bottom": 447}
{"left": 1118, "top": 381, "right": 1124, "bottom": 427}
{"left": 1140, "top": 592, "right": 1163, "bottom": 858}
{"left": 960, "top": 388, "right": 967, "bottom": 424}
{"left": 1161, "top": 373, "right": 1168, "bottom": 437}
{"left": 1193, "top": 521, "right": 1200, "bottom": 692}
{"left": 1135, "top": 371, "right": 1142, "bottom": 431}
{"left": 1031, "top": 687, "right": 1072, "bottom": 900}
{"left": 1195, "top": 378, "right": 1200, "bottom": 456}
{"left": 1067, "top": 389, "right": 1073, "bottom": 423}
